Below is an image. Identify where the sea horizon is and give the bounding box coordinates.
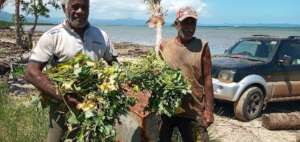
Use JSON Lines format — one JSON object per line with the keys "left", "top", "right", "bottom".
{"left": 22, "top": 25, "right": 300, "bottom": 55}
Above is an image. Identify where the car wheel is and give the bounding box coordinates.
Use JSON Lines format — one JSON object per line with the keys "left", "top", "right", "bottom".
{"left": 234, "top": 87, "right": 264, "bottom": 121}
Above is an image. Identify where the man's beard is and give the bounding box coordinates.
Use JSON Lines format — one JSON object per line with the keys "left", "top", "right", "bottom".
{"left": 178, "top": 29, "right": 194, "bottom": 40}
{"left": 66, "top": 13, "right": 88, "bottom": 29}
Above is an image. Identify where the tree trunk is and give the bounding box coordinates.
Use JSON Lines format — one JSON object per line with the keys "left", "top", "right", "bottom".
{"left": 0, "top": 0, "right": 5, "bottom": 9}
{"left": 28, "top": 13, "right": 38, "bottom": 49}
{"left": 15, "top": 0, "right": 22, "bottom": 48}
{"left": 262, "top": 112, "right": 300, "bottom": 130}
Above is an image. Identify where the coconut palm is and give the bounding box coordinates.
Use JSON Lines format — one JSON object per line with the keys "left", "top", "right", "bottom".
{"left": 144, "top": 0, "right": 165, "bottom": 54}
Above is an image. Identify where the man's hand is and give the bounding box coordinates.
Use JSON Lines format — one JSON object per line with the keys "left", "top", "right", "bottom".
{"left": 202, "top": 109, "right": 214, "bottom": 128}
{"left": 64, "top": 94, "right": 80, "bottom": 109}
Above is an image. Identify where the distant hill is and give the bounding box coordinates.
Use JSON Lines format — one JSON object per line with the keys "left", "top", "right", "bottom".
{"left": 0, "top": 12, "right": 148, "bottom": 26}
{"left": 0, "top": 11, "right": 13, "bottom": 22}
{"left": 90, "top": 18, "right": 147, "bottom": 26}
{"left": 1, "top": 11, "right": 300, "bottom": 27}
{"left": 0, "top": 11, "right": 60, "bottom": 24}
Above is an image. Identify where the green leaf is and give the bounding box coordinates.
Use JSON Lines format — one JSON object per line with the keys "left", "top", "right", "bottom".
{"left": 67, "top": 114, "right": 79, "bottom": 124}
{"left": 84, "top": 111, "right": 95, "bottom": 119}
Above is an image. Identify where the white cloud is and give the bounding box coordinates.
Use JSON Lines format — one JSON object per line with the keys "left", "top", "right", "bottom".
{"left": 90, "top": 0, "right": 147, "bottom": 19}
{"left": 1, "top": 0, "right": 208, "bottom": 20}
{"left": 89, "top": 0, "right": 207, "bottom": 20}
{"left": 162, "top": 0, "right": 206, "bottom": 13}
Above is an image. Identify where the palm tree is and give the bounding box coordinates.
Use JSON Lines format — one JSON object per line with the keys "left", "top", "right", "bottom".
{"left": 144, "top": 0, "right": 165, "bottom": 54}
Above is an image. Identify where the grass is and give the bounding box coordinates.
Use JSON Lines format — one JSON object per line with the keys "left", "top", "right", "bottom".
{"left": 0, "top": 81, "right": 9, "bottom": 95}
{"left": 0, "top": 83, "right": 48, "bottom": 142}
{"left": 11, "top": 64, "right": 26, "bottom": 79}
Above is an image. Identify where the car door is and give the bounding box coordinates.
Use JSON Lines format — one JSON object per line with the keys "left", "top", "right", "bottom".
{"left": 272, "top": 40, "right": 300, "bottom": 97}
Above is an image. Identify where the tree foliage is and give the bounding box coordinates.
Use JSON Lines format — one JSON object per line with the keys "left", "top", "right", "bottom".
{"left": 21, "top": 0, "right": 60, "bottom": 49}
{"left": 124, "top": 51, "right": 191, "bottom": 117}
{"left": 46, "top": 53, "right": 136, "bottom": 142}
{"left": 13, "top": 0, "right": 60, "bottom": 49}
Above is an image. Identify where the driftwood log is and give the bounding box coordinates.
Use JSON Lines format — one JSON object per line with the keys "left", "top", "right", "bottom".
{"left": 262, "top": 112, "right": 300, "bottom": 130}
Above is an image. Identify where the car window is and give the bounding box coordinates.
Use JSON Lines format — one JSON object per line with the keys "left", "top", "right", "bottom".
{"left": 228, "top": 40, "right": 278, "bottom": 60}
{"left": 230, "top": 41, "right": 260, "bottom": 56}
{"left": 279, "top": 41, "right": 300, "bottom": 66}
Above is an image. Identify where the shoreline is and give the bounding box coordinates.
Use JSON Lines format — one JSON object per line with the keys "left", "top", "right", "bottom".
{"left": 0, "top": 28, "right": 152, "bottom": 62}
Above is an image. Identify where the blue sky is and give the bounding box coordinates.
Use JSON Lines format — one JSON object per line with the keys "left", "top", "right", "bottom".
{"left": 2, "top": 0, "right": 300, "bottom": 25}
{"left": 204, "top": 0, "right": 300, "bottom": 25}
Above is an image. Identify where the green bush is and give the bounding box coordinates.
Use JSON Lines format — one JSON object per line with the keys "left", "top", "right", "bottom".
{"left": 12, "top": 64, "right": 25, "bottom": 79}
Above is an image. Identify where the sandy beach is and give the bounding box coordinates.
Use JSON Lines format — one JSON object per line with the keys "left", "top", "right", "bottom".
{"left": 1, "top": 28, "right": 300, "bottom": 142}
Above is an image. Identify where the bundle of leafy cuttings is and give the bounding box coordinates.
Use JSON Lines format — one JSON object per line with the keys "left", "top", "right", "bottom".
{"left": 45, "top": 53, "right": 136, "bottom": 142}
{"left": 124, "top": 51, "right": 191, "bottom": 117}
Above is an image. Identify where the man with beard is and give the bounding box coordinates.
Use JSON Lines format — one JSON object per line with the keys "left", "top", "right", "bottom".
{"left": 157, "top": 6, "right": 214, "bottom": 142}
{"left": 25, "top": 0, "right": 117, "bottom": 141}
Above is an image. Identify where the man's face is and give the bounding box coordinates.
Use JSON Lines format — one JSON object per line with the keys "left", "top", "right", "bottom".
{"left": 176, "top": 17, "right": 197, "bottom": 41}
{"left": 64, "top": 0, "right": 89, "bottom": 29}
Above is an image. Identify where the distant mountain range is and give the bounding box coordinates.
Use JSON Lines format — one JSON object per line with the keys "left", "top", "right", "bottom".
{"left": 0, "top": 11, "right": 11, "bottom": 21}
{"left": 1, "top": 11, "right": 300, "bottom": 27}
{"left": 0, "top": 11, "right": 148, "bottom": 26}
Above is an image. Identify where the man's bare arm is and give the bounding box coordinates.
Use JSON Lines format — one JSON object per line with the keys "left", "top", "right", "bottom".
{"left": 25, "top": 61, "right": 62, "bottom": 102}
{"left": 202, "top": 44, "right": 214, "bottom": 112}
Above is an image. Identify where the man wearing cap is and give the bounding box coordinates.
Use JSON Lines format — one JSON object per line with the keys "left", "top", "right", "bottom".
{"left": 25, "top": 0, "right": 117, "bottom": 141}
{"left": 157, "top": 6, "right": 214, "bottom": 142}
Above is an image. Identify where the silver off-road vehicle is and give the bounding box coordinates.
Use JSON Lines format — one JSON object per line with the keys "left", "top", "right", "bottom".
{"left": 212, "top": 35, "right": 300, "bottom": 121}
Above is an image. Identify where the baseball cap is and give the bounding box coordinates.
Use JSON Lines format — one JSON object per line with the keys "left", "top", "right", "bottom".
{"left": 175, "top": 6, "right": 198, "bottom": 22}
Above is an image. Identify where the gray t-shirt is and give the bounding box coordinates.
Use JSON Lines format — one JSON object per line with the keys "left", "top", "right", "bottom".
{"left": 29, "top": 21, "right": 117, "bottom": 64}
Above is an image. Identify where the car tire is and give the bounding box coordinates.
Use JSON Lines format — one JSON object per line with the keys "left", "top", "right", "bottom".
{"left": 234, "top": 87, "right": 264, "bottom": 121}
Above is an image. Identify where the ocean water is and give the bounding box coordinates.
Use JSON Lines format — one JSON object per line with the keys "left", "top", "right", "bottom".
{"left": 27, "top": 25, "right": 300, "bottom": 55}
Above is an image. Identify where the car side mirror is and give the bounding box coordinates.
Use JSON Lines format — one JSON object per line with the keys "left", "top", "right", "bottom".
{"left": 278, "top": 55, "right": 292, "bottom": 66}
